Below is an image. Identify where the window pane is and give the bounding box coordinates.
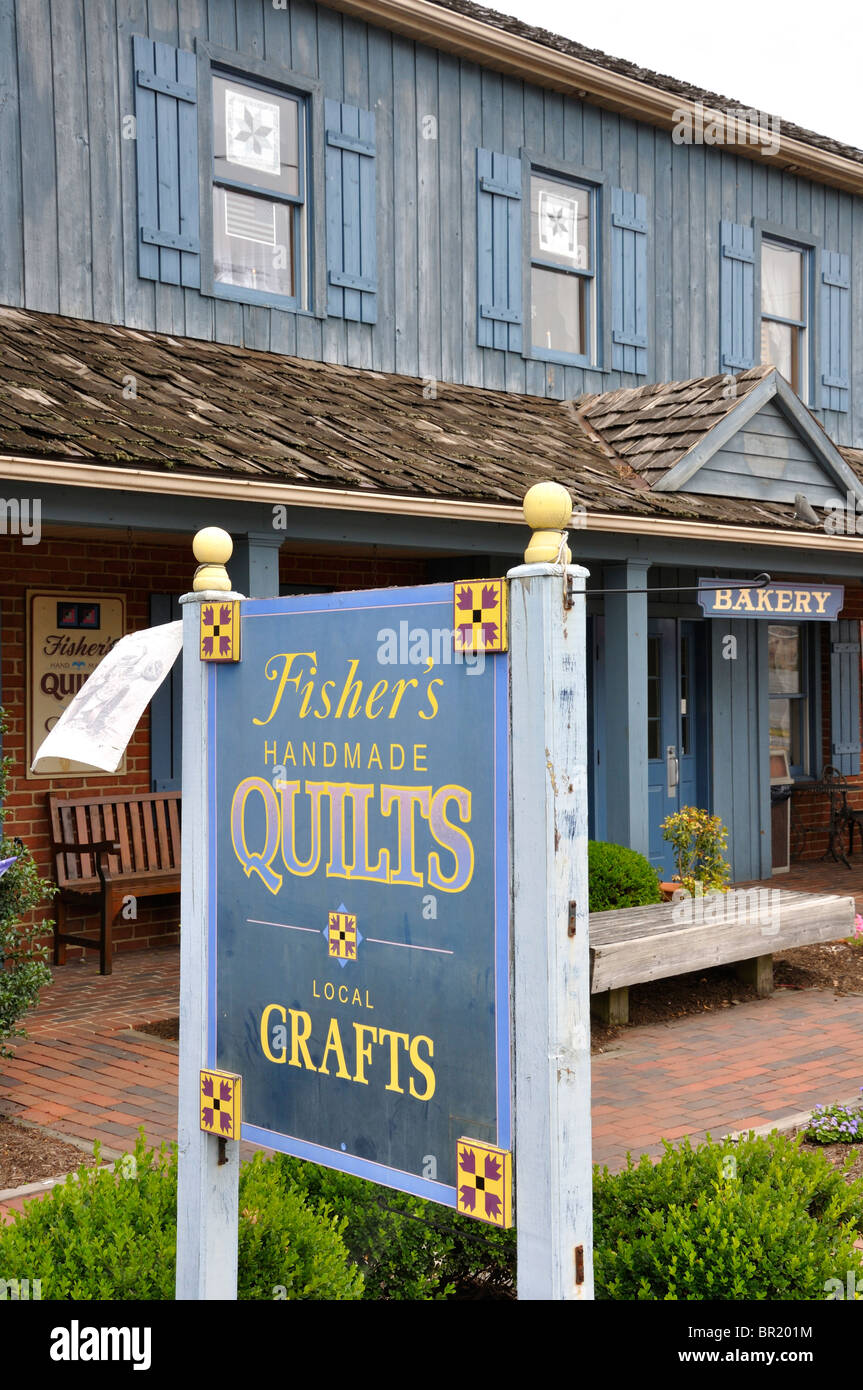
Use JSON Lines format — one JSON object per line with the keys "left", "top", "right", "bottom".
{"left": 770, "top": 697, "right": 792, "bottom": 761}
{"left": 531, "top": 176, "right": 590, "bottom": 269}
{"left": 761, "top": 317, "right": 799, "bottom": 390}
{"left": 768, "top": 624, "right": 801, "bottom": 695}
{"left": 213, "top": 188, "right": 294, "bottom": 297}
{"left": 213, "top": 75, "right": 299, "bottom": 198}
{"left": 680, "top": 636, "right": 691, "bottom": 757}
{"left": 531, "top": 266, "right": 586, "bottom": 356}
{"left": 761, "top": 241, "right": 803, "bottom": 321}
{"left": 770, "top": 698, "right": 806, "bottom": 771}
{"left": 647, "top": 636, "right": 661, "bottom": 761}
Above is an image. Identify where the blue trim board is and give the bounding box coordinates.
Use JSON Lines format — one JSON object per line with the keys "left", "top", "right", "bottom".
{"left": 207, "top": 583, "right": 511, "bottom": 1204}
{"left": 239, "top": 1123, "right": 457, "bottom": 1206}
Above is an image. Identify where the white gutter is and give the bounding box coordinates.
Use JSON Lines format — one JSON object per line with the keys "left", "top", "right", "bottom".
{"left": 2, "top": 454, "right": 860, "bottom": 553}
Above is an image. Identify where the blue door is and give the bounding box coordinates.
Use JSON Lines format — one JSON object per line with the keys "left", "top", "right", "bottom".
{"left": 647, "top": 620, "right": 702, "bottom": 877}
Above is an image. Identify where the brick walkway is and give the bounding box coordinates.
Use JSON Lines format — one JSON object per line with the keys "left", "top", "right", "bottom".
{"left": 742, "top": 857, "right": 863, "bottom": 908}
{"left": 1, "top": 940, "right": 861, "bottom": 1220}
{"left": 593, "top": 989, "right": 863, "bottom": 1172}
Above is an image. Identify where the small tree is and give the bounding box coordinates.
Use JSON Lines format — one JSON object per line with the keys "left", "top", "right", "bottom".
{"left": 0, "top": 709, "right": 54, "bottom": 1056}
{"left": 661, "top": 806, "right": 731, "bottom": 896}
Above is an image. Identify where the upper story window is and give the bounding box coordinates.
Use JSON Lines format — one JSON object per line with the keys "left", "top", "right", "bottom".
{"left": 760, "top": 238, "right": 808, "bottom": 398}
{"left": 529, "top": 173, "right": 596, "bottom": 363}
{"left": 212, "top": 72, "right": 308, "bottom": 308}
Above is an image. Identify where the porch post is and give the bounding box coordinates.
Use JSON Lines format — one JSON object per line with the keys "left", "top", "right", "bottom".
{"left": 603, "top": 560, "right": 650, "bottom": 855}
{"left": 230, "top": 530, "right": 283, "bottom": 599}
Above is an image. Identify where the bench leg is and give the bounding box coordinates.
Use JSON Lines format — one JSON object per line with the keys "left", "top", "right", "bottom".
{"left": 100, "top": 888, "right": 120, "bottom": 976}
{"left": 591, "top": 986, "right": 629, "bottom": 1026}
{"left": 54, "top": 899, "right": 66, "bottom": 966}
{"left": 736, "top": 954, "right": 773, "bottom": 997}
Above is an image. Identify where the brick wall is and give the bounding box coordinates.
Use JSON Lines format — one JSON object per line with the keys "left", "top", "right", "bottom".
{"left": 2, "top": 533, "right": 428, "bottom": 965}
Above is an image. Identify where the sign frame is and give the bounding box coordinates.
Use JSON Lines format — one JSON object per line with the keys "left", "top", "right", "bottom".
{"left": 204, "top": 583, "right": 512, "bottom": 1208}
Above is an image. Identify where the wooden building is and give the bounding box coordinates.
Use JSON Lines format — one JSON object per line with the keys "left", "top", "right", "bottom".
{"left": 1, "top": 0, "right": 863, "bottom": 959}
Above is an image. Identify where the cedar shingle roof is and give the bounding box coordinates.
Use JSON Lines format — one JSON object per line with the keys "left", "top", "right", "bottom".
{"left": 0, "top": 305, "right": 857, "bottom": 536}
{"left": 428, "top": 0, "right": 863, "bottom": 167}
{"left": 576, "top": 368, "right": 772, "bottom": 485}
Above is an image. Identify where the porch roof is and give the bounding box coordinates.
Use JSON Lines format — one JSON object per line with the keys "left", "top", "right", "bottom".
{"left": 0, "top": 304, "right": 860, "bottom": 539}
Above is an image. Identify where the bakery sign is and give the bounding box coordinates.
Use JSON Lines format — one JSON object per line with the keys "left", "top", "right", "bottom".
{"left": 697, "top": 580, "right": 844, "bottom": 620}
{"left": 27, "top": 591, "right": 126, "bottom": 777}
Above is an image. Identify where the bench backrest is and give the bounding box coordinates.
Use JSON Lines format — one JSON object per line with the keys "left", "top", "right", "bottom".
{"left": 48, "top": 792, "right": 181, "bottom": 888}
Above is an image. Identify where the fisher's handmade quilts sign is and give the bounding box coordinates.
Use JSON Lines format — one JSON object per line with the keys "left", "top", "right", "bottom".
{"left": 207, "top": 583, "right": 510, "bottom": 1209}
{"left": 27, "top": 591, "right": 126, "bottom": 777}
{"left": 697, "top": 580, "right": 844, "bottom": 620}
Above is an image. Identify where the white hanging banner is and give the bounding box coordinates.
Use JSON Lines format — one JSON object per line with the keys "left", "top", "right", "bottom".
{"left": 30, "top": 622, "right": 183, "bottom": 775}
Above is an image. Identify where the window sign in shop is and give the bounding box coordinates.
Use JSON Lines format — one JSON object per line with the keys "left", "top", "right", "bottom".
{"left": 27, "top": 591, "right": 126, "bottom": 778}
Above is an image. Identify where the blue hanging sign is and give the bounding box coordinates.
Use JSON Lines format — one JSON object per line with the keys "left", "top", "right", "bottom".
{"left": 697, "top": 580, "right": 844, "bottom": 620}
{"left": 206, "top": 584, "right": 510, "bottom": 1207}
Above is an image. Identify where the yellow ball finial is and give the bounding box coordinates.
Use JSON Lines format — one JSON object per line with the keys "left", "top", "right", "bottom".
{"left": 522, "top": 482, "right": 573, "bottom": 564}
{"left": 192, "top": 526, "right": 233, "bottom": 592}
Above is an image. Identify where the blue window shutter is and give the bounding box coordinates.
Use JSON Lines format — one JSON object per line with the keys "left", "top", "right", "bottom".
{"left": 325, "top": 99, "right": 377, "bottom": 324}
{"left": 820, "top": 249, "right": 850, "bottom": 412}
{"left": 476, "top": 148, "right": 522, "bottom": 352}
{"left": 611, "top": 187, "right": 648, "bottom": 375}
{"left": 830, "top": 619, "right": 861, "bottom": 776}
{"left": 149, "top": 594, "right": 182, "bottom": 791}
{"left": 133, "top": 35, "right": 200, "bottom": 288}
{"left": 719, "top": 220, "right": 755, "bottom": 371}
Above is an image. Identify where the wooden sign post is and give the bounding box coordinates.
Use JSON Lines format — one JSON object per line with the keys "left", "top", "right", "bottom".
{"left": 176, "top": 529, "right": 243, "bottom": 1300}
{"left": 175, "top": 489, "right": 594, "bottom": 1300}
{"left": 509, "top": 484, "right": 594, "bottom": 1300}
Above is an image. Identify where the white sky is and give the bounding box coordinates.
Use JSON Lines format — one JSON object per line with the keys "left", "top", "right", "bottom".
{"left": 490, "top": 0, "right": 863, "bottom": 151}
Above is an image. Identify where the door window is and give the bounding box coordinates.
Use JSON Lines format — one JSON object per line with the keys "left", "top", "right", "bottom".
{"left": 647, "top": 634, "right": 661, "bottom": 761}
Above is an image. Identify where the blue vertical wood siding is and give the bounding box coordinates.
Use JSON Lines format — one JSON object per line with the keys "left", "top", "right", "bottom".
{"left": 149, "top": 593, "right": 182, "bottom": 791}
{"left": 2, "top": 0, "right": 863, "bottom": 445}
{"left": 710, "top": 619, "right": 771, "bottom": 882}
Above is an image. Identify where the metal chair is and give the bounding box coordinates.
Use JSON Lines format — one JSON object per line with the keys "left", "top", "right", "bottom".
{"left": 821, "top": 764, "right": 863, "bottom": 869}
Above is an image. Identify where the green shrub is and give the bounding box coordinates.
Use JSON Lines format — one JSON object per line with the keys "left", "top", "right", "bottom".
{"left": 0, "top": 1135, "right": 364, "bottom": 1301}
{"left": 588, "top": 839, "right": 663, "bottom": 913}
{"left": 268, "top": 1153, "right": 515, "bottom": 1299}
{"left": 0, "top": 708, "right": 55, "bottom": 1056}
{"left": 594, "top": 1131, "right": 863, "bottom": 1300}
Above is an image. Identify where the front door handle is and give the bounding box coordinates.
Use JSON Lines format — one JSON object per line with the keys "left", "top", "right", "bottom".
{"left": 666, "top": 744, "right": 679, "bottom": 798}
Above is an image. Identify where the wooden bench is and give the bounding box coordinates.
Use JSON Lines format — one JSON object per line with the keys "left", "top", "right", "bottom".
{"left": 589, "top": 888, "right": 856, "bottom": 1024}
{"left": 49, "top": 792, "right": 181, "bottom": 976}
